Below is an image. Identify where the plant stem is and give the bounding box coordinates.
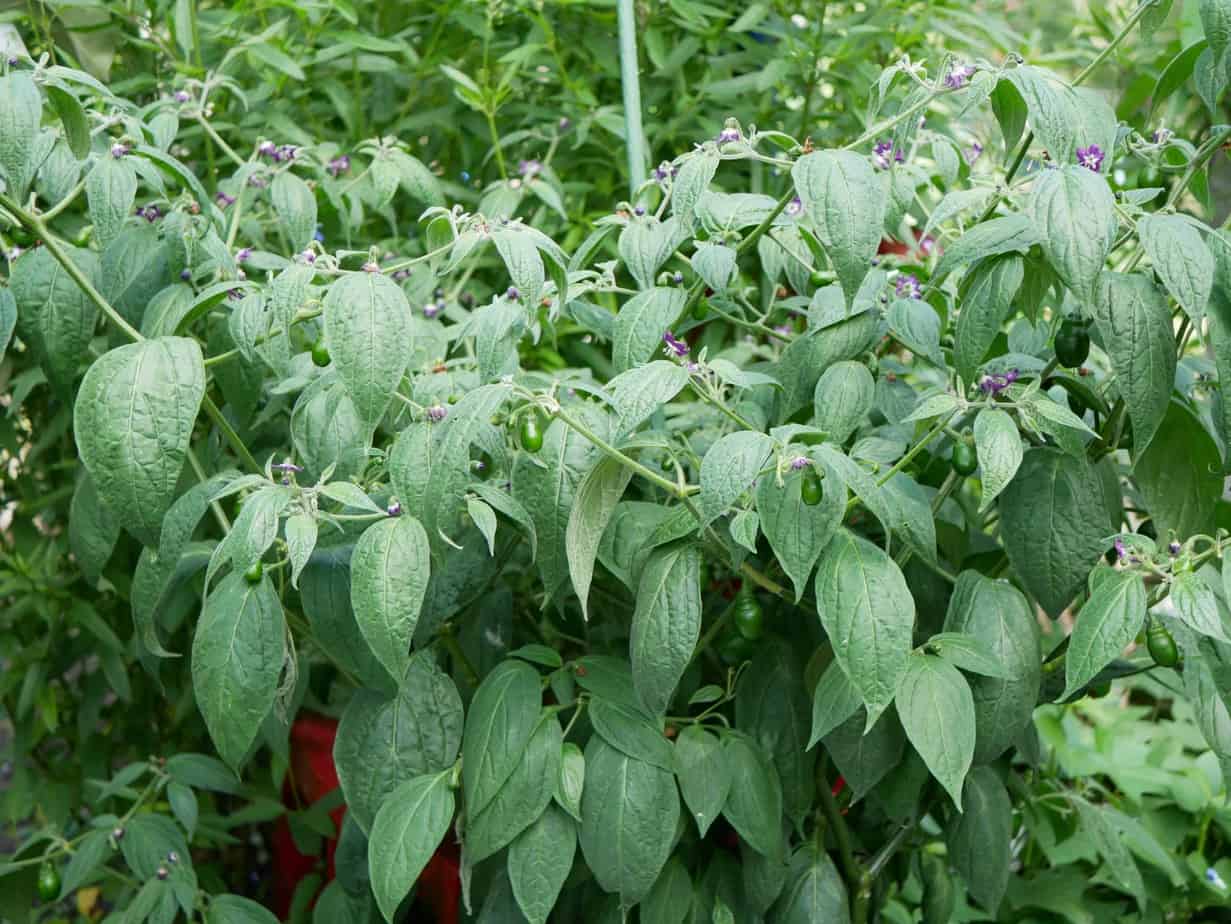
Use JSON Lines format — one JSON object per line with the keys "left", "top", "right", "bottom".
{"left": 616, "top": 0, "right": 647, "bottom": 196}
{"left": 554, "top": 407, "right": 687, "bottom": 498}
{"left": 816, "top": 759, "right": 869, "bottom": 921}
{"left": 196, "top": 116, "right": 245, "bottom": 168}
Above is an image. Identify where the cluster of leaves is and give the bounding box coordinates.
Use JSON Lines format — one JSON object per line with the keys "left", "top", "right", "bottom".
{"left": 3, "top": 0, "right": 1231, "bottom": 923}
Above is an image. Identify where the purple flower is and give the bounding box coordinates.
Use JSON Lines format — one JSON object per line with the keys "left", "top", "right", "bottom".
{"left": 790, "top": 456, "right": 811, "bottom": 471}
{"left": 978, "top": 374, "right": 1011, "bottom": 396}
{"left": 393, "top": 269, "right": 410, "bottom": 281}
{"left": 227, "top": 288, "right": 244, "bottom": 300}
{"left": 945, "top": 62, "right": 975, "bottom": 89}
{"left": 633, "top": 205, "right": 646, "bottom": 217}
{"left": 785, "top": 195, "right": 803, "bottom": 217}
{"left": 327, "top": 154, "right": 351, "bottom": 177}
{"left": 216, "top": 191, "right": 236, "bottom": 207}
{"left": 136, "top": 205, "right": 161, "bottom": 222}
{"left": 662, "top": 331, "right": 690, "bottom": 357}
{"left": 247, "top": 174, "right": 269, "bottom": 189}
{"left": 558, "top": 117, "right": 572, "bottom": 132}
{"left": 965, "top": 142, "right": 983, "bottom": 165}
{"left": 1002, "top": 368, "right": 1020, "bottom": 385}
{"left": 257, "top": 140, "right": 277, "bottom": 157}
{"left": 362, "top": 261, "right": 379, "bottom": 273}
{"left": 273, "top": 145, "right": 297, "bottom": 163}
{"left": 672, "top": 272, "right": 684, "bottom": 285}
{"left": 1152, "top": 126, "right": 1172, "bottom": 145}
{"left": 110, "top": 143, "right": 129, "bottom": 159}
{"left": 1114, "top": 537, "right": 1128, "bottom": 560}
{"left": 235, "top": 247, "right": 252, "bottom": 264}
{"left": 180, "top": 268, "right": 192, "bottom": 281}
{"left": 653, "top": 161, "right": 675, "bottom": 182}
{"left": 517, "top": 159, "right": 541, "bottom": 178}
{"left": 918, "top": 235, "right": 937, "bottom": 255}
{"left": 1169, "top": 540, "right": 1181, "bottom": 555}
{"left": 387, "top": 502, "right": 402, "bottom": 517}
{"left": 895, "top": 274, "right": 922, "bottom": 300}
{"left": 1076, "top": 144, "right": 1104, "bottom": 172}
{"left": 1206, "top": 868, "right": 1227, "bottom": 890}
{"left": 174, "top": 90, "right": 191, "bottom": 103}
{"left": 300, "top": 250, "right": 317, "bottom": 264}
{"left": 423, "top": 302, "right": 440, "bottom": 318}
{"left": 426, "top": 404, "right": 448, "bottom": 423}
{"left": 872, "top": 139, "right": 904, "bottom": 170}
{"left": 506, "top": 286, "right": 520, "bottom": 300}
{"left": 272, "top": 460, "right": 303, "bottom": 473}
{"left": 717, "top": 126, "right": 741, "bottom": 144}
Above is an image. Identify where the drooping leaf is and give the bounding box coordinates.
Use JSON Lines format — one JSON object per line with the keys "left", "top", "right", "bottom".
{"left": 1138, "top": 213, "right": 1213, "bottom": 321}
{"left": 368, "top": 772, "right": 455, "bottom": 923}
{"left": 630, "top": 543, "right": 702, "bottom": 715}
{"left": 1031, "top": 165, "right": 1117, "bottom": 300}
{"left": 11, "top": 245, "right": 101, "bottom": 396}
{"left": 1062, "top": 569, "right": 1147, "bottom": 699}
{"left": 461, "top": 659, "right": 542, "bottom": 818}
{"left": 675, "top": 725, "right": 730, "bottom": 837}
{"left": 350, "top": 515, "right": 431, "bottom": 682}
{"left": 974, "top": 408, "right": 1023, "bottom": 511}
{"left": 507, "top": 804, "right": 576, "bottom": 924}
{"left": 895, "top": 653, "right": 976, "bottom": 808}
{"left": 946, "top": 767, "right": 1011, "bottom": 913}
{"left": 567, "top": 457, "right": 634, "bottom": 620}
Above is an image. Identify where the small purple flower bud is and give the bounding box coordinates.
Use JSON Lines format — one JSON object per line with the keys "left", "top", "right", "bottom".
{"left": 1169, "top": 541, "right": 1181, "bottom": 555}
{"left": 247, "top": 174, "right": 268, "bottom": 188}
{"left": 426, "top": 404, "right": 448, "bottom": 423}
{"left": 300, "top": 250, "right": 316, "bottom": 264}
{"left": 558, "top": 117, "right": 572, "bottom": 132}
{"left": 236, "top": 247, "right": 252, "bottom": 264}
{"left": 1152, "top": 126, "right": 1172, "bottom": 145}
{"left": 257, "top": 140, "right": 277, "bottom": 157}
{"left": 387, "top": 502, "right": 402, "bottom": 517}
{"left": 227, "top": 288, "right": 244, "bottom": 300}
{"left": 272, "top": 460, "right": 303, "bottom": 473}
{"left": 965, "top": 141, "right": 984, "bottom": 165}
{"left": 785, "top": 195, "right": 803, "bottom": 217}
{"left": 112, "top": 827, "right": 125, "bottom": 841}
{"left": 216, "top": 191, "right": 236, "bottom": 207}
{"left": 506, "top": 286, "right": 520, "bottom": 300}
{"left": 672, "top": 272, "right": 684, "bottom": 285}
{"left": 1002, "top": 368, "right": 1019, "bottom": 385}
{"left": 633, "top": 205, "right": 646, "bottom": 217}
{"left": 1076, "top": 144, "right": 1104, "bottom": 172}
{"left": 393, "top": 269, "right": 410, "bottom": 281}
{"left": 174, "top": 90, "right": 191, "bottom": 103}
{"left": 6, "top": 57, "right": 17, "bottom": 66}
{"left": 717, "top": 127, "right": 741, "bottom": 144}
{"left": 662, "top": 331, "right": 690, "bottom": 357}
{"left": 327, "top": 154, "right": 351, "bottom": 177}
{"left": 1114, "top": 537, "right": 1128, "bottom": 560}
{"left": 945, "top": 62, "right": 975, "bottom": 89}
{"left": 180, "top": 268, "right": 191, "bottom": 281}
{"left": 424, "top": 302, "right": 440, "bottom": 318}
{"left": 872, "top": 139, "right": 894, "bottom": 170}
{"left": 110, "top": 142, "right": 129, "bottom": 158}
{"left": 518, "top": 158, "right": 542, "bottom": 178}
{"left": 790, "top": 456, "right": 811, "bottom": 470}
{"left": 314, "top": 227, "right": 325, "bottom": 243}
{"left": 137, "top": 205, "right": 161, "bottom": 222}
{"left": 685, "top": 361, "right": 702, "bottom": 373}
{"left": 362, "top": 260, "right": 379, "bottom": 273}
{"left": 167, "top": 851, "right": 180, "bottom": 865}
{"left": 1206, "top": 868, "right": 1227, "bottom": 890}
{"left": 654, "top": 161, "right": 673, "bottom": 181}
{"left": 281, "top": 475, "right": 291, "bottom": 485}
{"left": 894, "top": 274, "right": 922, "bottom": 300}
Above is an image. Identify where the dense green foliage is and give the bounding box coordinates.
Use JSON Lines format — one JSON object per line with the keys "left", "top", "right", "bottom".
{"left": 3, "top": 0, "right": 1231, "bottom": 922}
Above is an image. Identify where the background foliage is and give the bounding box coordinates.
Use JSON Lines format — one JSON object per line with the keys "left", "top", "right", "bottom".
{"left": 2, "top": 0, "right": 1231, "bottom": 922}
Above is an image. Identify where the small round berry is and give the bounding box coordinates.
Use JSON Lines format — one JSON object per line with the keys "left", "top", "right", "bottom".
{"left": 506, "top": 286, "right": 520, "bottom": 300}
{"left": 387, "top": 502, "right": 402, "bottom": 517}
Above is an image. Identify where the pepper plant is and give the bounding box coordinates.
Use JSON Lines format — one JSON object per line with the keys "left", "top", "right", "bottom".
{"left": 3, "top": 0, "right": 1231, "bottom": 922}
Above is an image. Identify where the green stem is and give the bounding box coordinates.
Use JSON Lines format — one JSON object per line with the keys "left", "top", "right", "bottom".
{"left": 440, "top": 630, "right": 480, "bottom": 687}
{"left": 39, "top": 179, "right": 87, "bottom": 221}
{"left": 554, "top": 407, "right": 688, "bottom": 498}
{"left": 616, "top": 0, "right": 647, "bottom": 195}
{"left": 196, "top": 116, "right": 245, "bottom": 168}
{"left": 816, "top": 759, "right": 868, "bottom": 920}
{"left": 485, "top": 108, "right": 508, "bottom": 181}
{"left": 844, "top": 412, "right": 956, "bottom": 514}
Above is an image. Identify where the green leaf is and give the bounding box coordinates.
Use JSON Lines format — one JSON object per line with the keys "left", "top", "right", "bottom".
{"left": 1000, "top": 448, "right": 1110, "bottom": 617}
{"left": 1133, "top": 400, "right": 1221, "bottom": 539}
{"left": 86, "top": 155, "right": 137, "bottom": 247}
{"left": 0, "top": 73, "right": 43, "bottom": 199}
{"left": 1202, "top": 0, "right": 1231, "bottom": 64}
{"left": 671, "top": 150, "right": 719, "bottom": 229}
{"left": 191, "top": 572, "right": 286, "bottom": 771}
{"left": 675, "top": 725, "right": 730, "bottom": 836}
{"left": 1139, "top": 213, "right": 1213, "bottom": 321}
{"left": 323, "top": 272, "right": 414, "bottom": 432}
{"left": 1073, "top": 797, "right": 1147, "bottom": 911}
{"left": 779, "top": 309, "right": 880, "bottom": 418}
{"left": 1004, "top": 66, "right": 1117, "bottom": 169}
{"left": 1062, "top": 570, "right": 1147, "bottom": 699}
{"left": 462, "top": 659, "right": 542, "bottom": 818}
{"left": 896, "top": 653, "right": 975, "bottom": 808}
{"left": 812, "top": 361, "right": 875, "bottom": 444}
{"left": 579, "top": 736, "right": 680, "bottom": 910}
{"left": 973, "top": 408, "right": 1022, "bottom": 511}
{"left": 927, "top": 632, "right": 1009, "bottom": 678}
{"left": 934, "top": 214, "right": 1041, "bottom": 278}
{"left": 619, "top": 214, "right": 686, "bottom": 290}
{"left": 955, "top": 254, "right": 1024, "bottom": 384}
{"left": 567, "top": 457, "right": 634, "bottom": 620}
{"left": 1031, "top": 165, "right": 1117, "bottom": 300}
{"left": 68, "top": 471, "right": 120, "bottom": 585}
{"left": 300, "top": 549, "right": 393, "bottom": 692}
{"left": 608, "top": 360, "right": 690, "bottom": 436}
{"left": 641, "top": 856, "right": 694, "bottom": 924}
{"left": 507, "top": 804, "right": 576, "bottom": 924}
{"left": 74, "top": 336, "right": 205, "bottom": 547}
{"left": 493, "top": 227, "right": 546, "bottom": 307}
{"left": 699, "top": 431, "right": 775, "bottom": 526}
{"left": 247, "top": 41, "right": 307, "bottom": 80}
{"left": 46, "top": 84, "right": 89, "bottom": 162}
{"left": 1171, "top": 570, "right": 1231, "bottom": 643}
{"left": 0, "top": 287, "right": 15, "bottom": 363}
{"left": 807, "top": 660, "right": 863, "bottom": 748}
{"left": 1091, "top": 271, "right": 1175, "bottom": 455}
{"left": 630, "top": 543, "right": 702, "bottom": 715}
{"left": 334, "top": 651, "right": 463, "bottom": 833}
{"left": 943, "top": 572, "right": 1041, "bottom": 763}
{"left": 792, "top": 149, "right": 886, "bottom": 306}
{"left": 368, "top": 772, "right": 455, "bottom": 923}
{"left": 350, "top": 516, "right": 430, "bottom": 682}
{"left": 612, "top": 287, "right": 687, "bottom": 372}
{"left": 512, "top": 411, "right": 603, "bottom": 601}
{"left": 721, "top": 735, "right": 784, "bottom": 859}
{"left": 756, "top": 461, "right": 845, "bottom": 601}
{"left": 555, "top": 741, "right": 585, "bottom": 821}
{"left": 466, "top": 713, "right": 562, "bottom": 863}
{"left": 12, "top": 245, "right": 101, "bottom": 397}
{"left": 59, "top": 829, "right": 112, "bottom": 898}
{"left": 814, "top": 529, "right": 915, "bottom": 727}
{"left": 736, "top": 638, "right": 816, "bottom": 827}
{"left": 771, "top": 845, "right": 850, "bottom": 924}
{"left": 206, "top": 894, "right": 282, "bottom": 924}
{"left": 271, "top": 171, "right": 318, "bottom": 252}
{"left": 206, "top": 485, "right": 291, "bottom": 587}
{"left": 692, "top": 242, "right": 737, "bottom": 292}
{"left": 946, "top": 767, "right": 1011, "bottom": 913}
{"left": 886, "top": 298, "right": 943, "bottom": 367}
{"left": 589, "top": 697, "right": 675, "bottom": 770}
